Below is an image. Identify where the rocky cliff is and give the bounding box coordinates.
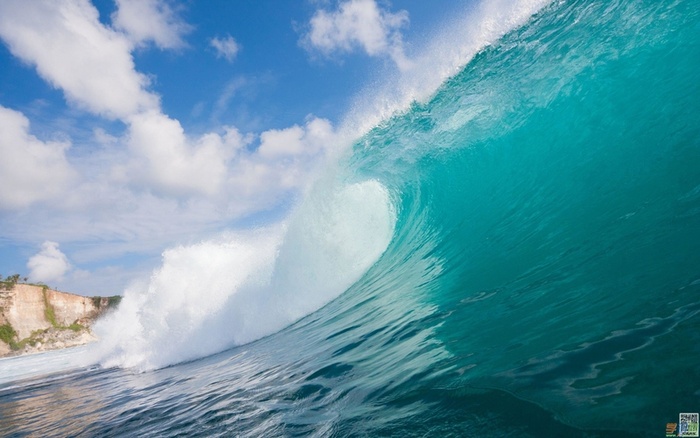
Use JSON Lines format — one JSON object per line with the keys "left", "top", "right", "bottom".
{"left": 0, "top": 283, "right": 120, "bottom": 357}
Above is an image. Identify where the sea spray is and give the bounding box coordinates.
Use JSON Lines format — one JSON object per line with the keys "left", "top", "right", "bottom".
{"left": 91, "top": 230, "right": 282, "bottom": 369}
{"left": 344, "top": 0, "right": 552, "bottom": 134}
{"left": 92, "top": 177, "right": 395, "bottom": 370}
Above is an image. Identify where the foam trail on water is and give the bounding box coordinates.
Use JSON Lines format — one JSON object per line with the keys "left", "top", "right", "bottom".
{"left": 0, "top": 346, "right": 95, "bottom": 386}
{"left": 92, "top": 178, "right": 394, "bottom": 370}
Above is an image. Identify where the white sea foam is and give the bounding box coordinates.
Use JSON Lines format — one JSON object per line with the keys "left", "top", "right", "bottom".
{"left": 92, "top": 178, "right": 394, "bottom": 370}
{"left": 0, "top": 346, "right": 94, "bottom": 386}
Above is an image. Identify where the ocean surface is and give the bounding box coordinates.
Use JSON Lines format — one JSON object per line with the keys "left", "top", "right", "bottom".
{"left": 2, "top": 0, "right": 699, "bottom": 436}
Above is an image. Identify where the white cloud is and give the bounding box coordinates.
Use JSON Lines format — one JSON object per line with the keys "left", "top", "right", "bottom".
{"left": 223, "top": 116, "right": 338, "bottom": 207}
{"left": 258, "top": 117, "right": 334, "bottom": 159}
{"left": 0, "top": 115, "right": 338, "bottom": 267}
{"left": 0, "top": 0, "right": 159, "bottom": 120}
{"left": 122, "top": 112, "right": 335, "bottom": 198}
{"left": 27, "top": 241, "right": 72, "bottom": 283}
{"left": 305, "top": 0, "right": 411, "bottom": 69}
{"left": 125, "top": 111, "right": 245, "bottom": 196}
{"left": 210, "top": 35, "right": 240, "bottom": 62}
{"left": 0, "top": 106, "right": 76, "bottom": 210}
{"left": 258, "top": 126, "right": 306, "bottom": 158}
{"left": 112, "top": 0, "right": 191, "bottom": 49}
{"left": 121, "top": 115, "right": 336, "bottom": 202}
{"left": 0, "top": 0, "right": 243, "bottom": 199}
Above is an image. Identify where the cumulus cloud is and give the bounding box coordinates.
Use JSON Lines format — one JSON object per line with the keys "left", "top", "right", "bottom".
{"left": 304, "top": 0, "right": 411, "bottom": 69}
{"left": 225, "top": 116, "right": 338, "bottom": 204}
{"left": 112, "top": 0, "right": 191, "bottom": 49}
{"left": 258, "top": 117, "right": 334, "bottom": 159}
{"left": 27, "top": 241, "right": 72, "bottom": 283}
{"left": 0, "top": 0, "right": 159, "bottom": 120}
{"left": 0, "top": 115, "right": 339, "bottom": 256}
{"left": 0, "top": 0, "right": 243, "bottom": 199}
{"left": 210, "top": 35, "right": 240, "bottom": 62}
{"left": 0, "top": 106, "right": 76, "bottom": 210}
{"left": 122, "top": 112, "right": 337, "bottom": 200}
{"left": 125, "top": 111, "right": 246, "bottom": 196}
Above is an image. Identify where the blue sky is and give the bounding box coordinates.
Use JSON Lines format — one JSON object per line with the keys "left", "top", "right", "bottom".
{"left": 0, "top": 0, "right": 546, "bottom": 295}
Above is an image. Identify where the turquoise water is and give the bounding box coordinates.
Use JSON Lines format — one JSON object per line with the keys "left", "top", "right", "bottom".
{"left": 1, "top": 0, "right": 699, "bottom": 436}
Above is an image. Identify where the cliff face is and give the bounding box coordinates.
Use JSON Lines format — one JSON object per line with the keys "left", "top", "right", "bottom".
{"left": 0, "top": 284, "right": 119, "bottom": 357}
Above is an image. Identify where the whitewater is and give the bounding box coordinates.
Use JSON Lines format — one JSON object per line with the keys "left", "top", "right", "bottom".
{"left": 2, "top": 0, "right": 699, "bottom": 436}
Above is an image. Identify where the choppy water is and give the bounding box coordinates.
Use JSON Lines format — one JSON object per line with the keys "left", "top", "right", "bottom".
{"left": 2, "top": 0, "right": 699, "bottom": 436}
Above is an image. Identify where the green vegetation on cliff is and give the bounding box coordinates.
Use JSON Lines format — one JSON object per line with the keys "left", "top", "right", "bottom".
{"left": 42, "top": 286, "right": 58, "bottom": 327}
{"left": 0, "top": 324, "right": 23, "bottom": 351}
{"left": 1, "top": 273, "right": 43, "bottom": 291}
{"left": 0, "top": 274, "right": 22, "bottom": 291}
{"left": 0, "top": 324, "right": 16, "bottom": 345}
